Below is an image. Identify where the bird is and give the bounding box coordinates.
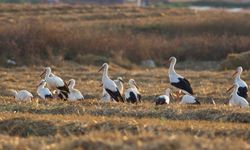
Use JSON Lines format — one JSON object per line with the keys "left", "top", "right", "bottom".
{"left": 168, "top": 56, "right": 193, "bottom": 97}
{"left": 114, "top": 77, "right": 124, "bottom": 95}
{"left": 180, "top": 94, "right": 200, "bottom": 105}
{"left": 231, "top": 66, "right": 248, "bottom": 99}
{"left": 227, "top": 83, "right": 249, "bottom": 108}
{"left": 40, "top": 67, "right": 69, "bottom": 100}
{"left": 67, "top": 79, "right": 84, "bottom": 101}
{"left": 99, "top": 63, "right": 124, "bottom": 102}
{"left": 101, "top": 77, "right": 124, "bottom": 102}
{"left": 125, "top": 79, "right": 141, "bottom": 104}
{"left": 180, "top": 91, "right": 200, "bottom": 105}
{"left": 155, "top": 88, "right": 171, "bottom": 105}
{"left": 37, "top": 79, "right": 53, "bottom": 100}
{"left": 101, "top": 87, "right": 112, "bottom": 102}
{"left": 13, "top": 90, "right": 33, "bottom": 101}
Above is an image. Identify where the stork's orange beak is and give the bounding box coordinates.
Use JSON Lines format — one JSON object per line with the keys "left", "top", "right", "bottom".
{"left": 40, "top": 70, "right": 46, "bottom": 78}
{"left": 227, "top": 85, "right": 235, "bottom": 93}
{"left": 232, "top": 71, "right": 237, "bottom": 77}
{"left": 98, "top": 66, "right": 104, "bottom": 72}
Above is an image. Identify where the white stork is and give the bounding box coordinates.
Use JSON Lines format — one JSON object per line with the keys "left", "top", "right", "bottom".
{"left": 232, "top": 66, "right": 248, "bottom": 99}
{"left": 37, "top": 80, "right": 53, "bottom": 100}
{"left": 114, "top": 77, "right": 124, "bottom": 95}
{"left": 13, "top": 90, "right": 33, "bottom": 101}
{"left": 155, "top": 88, "right": 171, "bottom": 105}
{"left": 125, "top": 79, "right": 141, "bottom": 104}
{"left": 227, "top": 83, "right": 249, "bottom": 108}
{"left": 40, "top": 67, "right": 69, "bottom": 100}
{"left": 101, "top": 76, "right": 124, "bottom": 102}
{"left": 67, "top": 79, "right": 84, "bottom": 101}
{"left": 168, "top": 56, "right": 194, "bottom": 96}
{"left": 180, "top": 93, "right": 200, "bottom": 105}
{"left": 99, "top": 63, "right": 124, "bottom": 102}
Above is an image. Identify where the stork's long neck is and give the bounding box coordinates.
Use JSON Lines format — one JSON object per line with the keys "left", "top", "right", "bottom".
{"left": 45, "top": 69, "right": 51, "bottom": 80}
{"left": 169, "top": 60, "right": 177, "bottom": 75}
{"left": 235, "top": 72, "right": 241, "bottom": 81}
{"left": 69, "top": 81, "right": 75, "bottom": 89}
{"left": 232, "top": 87, "right": 238, "bottom": 97}
{"left": 102, "top": 68, "right": 109, "bottom": 82}
{"left": 38, "top": 83, "right": 46, "bottom": 90}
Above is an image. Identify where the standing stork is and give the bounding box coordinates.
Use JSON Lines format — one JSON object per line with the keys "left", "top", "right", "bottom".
{"left": 168, "top": 57, "right": 193, "bottom": 97}
{"left": 37, "top": 80, "right": 53, "bottom": 100}
{"left": 67, "top": 79, "right": 84, "bottom": 101}
{"left": 99, "top": 63, "right": 124, "bottom": 102}
{"left": 227, "top": 83, "right": 249, "bottom": 108}
{"left": 40, "top": 67, "right": 69, "bottom": 99}
{"left": 101, "top": 77, "right": 124, "bottom": 102}
{"left": 125, "top": 79, "right": 141, "bottom": 104}
{"left": 231, "top": 66, "right": 248, "bottom": 99}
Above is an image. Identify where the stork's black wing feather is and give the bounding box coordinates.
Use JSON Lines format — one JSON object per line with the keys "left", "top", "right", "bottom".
{"left": 171, "top": 78, "right": 193, "bottom": 95}
{"left": 105, "top": 88, "right": 124, "bottom": 102}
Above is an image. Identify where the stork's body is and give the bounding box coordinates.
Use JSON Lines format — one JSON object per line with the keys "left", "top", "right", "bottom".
{"left": 101, "top": 77, "right": 124, "bottom": 102}
{"left": 99, "top": 63, "right": 124, "bottom": 102}
{"left": 180, "top": 94, "right": 200, "bottom": 105}
{"left": 233, "top": 66, "right": 248, "bottom": 99}
{"left": 67, "top": 79, "right": 84, "bottom": 101}
{"left": 155, "top": 88, "right": 171, "bottom": 105}
{"left": 41, "top": 67, "right": 69, "bottom": 99}
{"left": 125, "top": 79, "right": 141, "bottom": 104}
{"left": 37, "top": 80, "right": 53, "bottom": 100}
{"left": 168, "top": 57, "right": 193, "bottom": 95}
{"left": 229, "top": 84, "right": 249, "bottom": 108}
{"left": 13, "top": 90, "right": 33, "bottom": 101}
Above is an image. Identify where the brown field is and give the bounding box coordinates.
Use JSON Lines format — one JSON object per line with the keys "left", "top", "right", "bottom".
{"left": 0, "top": 64, "right": 250, "bottom": 149}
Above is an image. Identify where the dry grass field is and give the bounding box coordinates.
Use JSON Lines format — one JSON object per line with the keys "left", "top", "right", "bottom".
{"left": 0, "top": 64, "right": 250, "bottom": 149}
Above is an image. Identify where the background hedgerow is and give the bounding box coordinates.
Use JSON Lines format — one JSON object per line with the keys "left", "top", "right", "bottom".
{"left": 0, "top": 4, "right": 250, "bottom": 67}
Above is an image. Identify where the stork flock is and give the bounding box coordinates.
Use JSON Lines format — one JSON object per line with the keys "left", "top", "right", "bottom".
{"left": 12, "top": 56, "right": 249, "bottom": 108}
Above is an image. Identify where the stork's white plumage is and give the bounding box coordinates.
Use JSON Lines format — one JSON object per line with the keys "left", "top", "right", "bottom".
{"left": 99, "top": 63, "right": 124, "bottom": 102}
{"left": 228, "top": 84, "right": 249, "bottom": 108}
{"left": 155, "top": 88, "right": 171, "bottom": 105}
{"left": 13, "top": 90, "right": 33, "bottom": 101}
{"left": 168, "top": 57, "right": 193, "bottom": 95}
{"left": 101, "top": 77, "right": 124, "bottom": 102}
{"left": 37, "top": 80, "right": 53, "bottom": 100}
{"left": 180, "top": 91, "right": 200, "bottom": 105}
{"left": 67, "top": 79, "right": 84, "bottom": 101}
{"left": 114, "top": 77, "right": 124, "bottom": 95}
{"left": 232, "top": 66, "right": 248, "bottom": 99}
{"left": 101, "top": 88, "right": 112, "bottom": 102}
{"left": 40, "top": 67, "right": 69, "bottom": 99}
{"left": 125, "top": 79, "right": 141, "bottom": 104}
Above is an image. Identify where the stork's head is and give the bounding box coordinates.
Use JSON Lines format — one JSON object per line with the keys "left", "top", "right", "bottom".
{"left": 169, "top": 56, "right": 177, "bottom": 63}
{"left": 129, "top": 79, "right": 138, "bottom": 89}
{"left": 40, "top": 67, "right": 51, "bottom": 78}
{"left": 233, "top": 66, "right": 243, "bottom": 77}
{"left": 67, "top": 79, "right": 75, "bottom": 88}
{"left": 117, "top": 77, "right": 124, "bottom": 83}
{"left": 227, "top": 83, "right": 239, "bottom": 93}
{"left": 98, "top": 63, "right": 109, "bottom": 72}
{"left": 37, "top": 79, "right": 46, "bottom": 88}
